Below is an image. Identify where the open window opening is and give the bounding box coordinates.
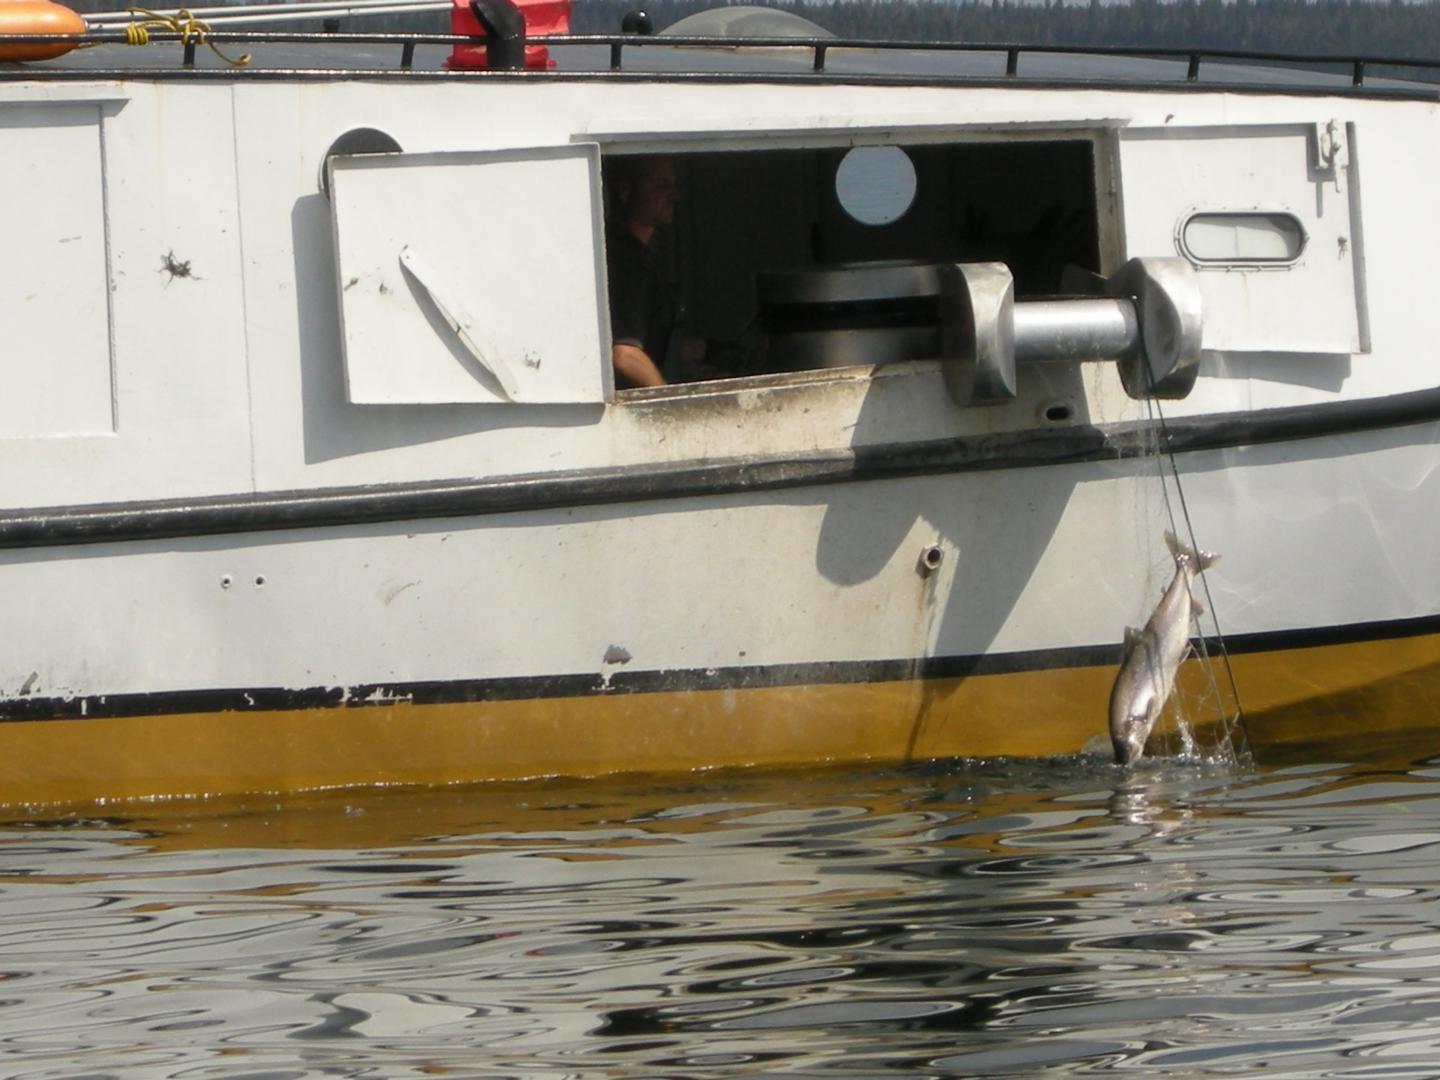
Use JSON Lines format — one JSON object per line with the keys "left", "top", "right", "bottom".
{"left": 601, "top": 137, "right": 1102, "bottom": 389}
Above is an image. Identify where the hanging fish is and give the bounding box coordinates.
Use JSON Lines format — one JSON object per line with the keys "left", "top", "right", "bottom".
{"left": 1109, "top": 532, "right": 1219, "bottom": 765}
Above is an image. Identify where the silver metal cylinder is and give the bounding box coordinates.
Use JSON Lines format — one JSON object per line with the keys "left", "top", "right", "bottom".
{"left": 1013, "top": 298, "right": 1139, "bottom": 363}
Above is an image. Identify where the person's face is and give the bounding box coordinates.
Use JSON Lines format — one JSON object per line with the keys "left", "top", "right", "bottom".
{"left": 629, "top": 159, "right": 677, "bottom": 229}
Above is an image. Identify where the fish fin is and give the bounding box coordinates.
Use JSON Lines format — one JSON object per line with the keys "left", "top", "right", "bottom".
{"left": 1122, "top": 625, "right": 1142, "bottom": 650}
{"left": 1191, "top": 594, "right": 1205, "bottom": 617}
{"left": 1164, "top": 530, "right": 1219, "bottom": 572}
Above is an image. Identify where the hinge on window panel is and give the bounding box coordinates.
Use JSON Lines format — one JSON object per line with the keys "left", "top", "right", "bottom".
{"left": 1315, "top": 119, "right": 1348, "bottom": 193}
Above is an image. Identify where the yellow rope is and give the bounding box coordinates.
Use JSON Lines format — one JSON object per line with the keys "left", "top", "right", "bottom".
{"left": 121, "top": 7, "right": 251, "bottom": 67}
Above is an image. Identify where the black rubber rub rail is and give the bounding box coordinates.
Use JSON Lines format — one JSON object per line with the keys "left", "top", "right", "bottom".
{"left": 1, "top": 384, "right": 1438, "bottom": 551}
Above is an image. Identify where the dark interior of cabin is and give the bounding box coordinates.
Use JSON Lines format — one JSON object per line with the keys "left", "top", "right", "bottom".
{"left": 602, "top": 139, "right": 1100, "bottom": 385}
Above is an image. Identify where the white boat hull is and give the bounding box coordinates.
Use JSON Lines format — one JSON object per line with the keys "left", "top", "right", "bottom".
{"left": 2, "top": 61, "right": 1438, "bottom": 802}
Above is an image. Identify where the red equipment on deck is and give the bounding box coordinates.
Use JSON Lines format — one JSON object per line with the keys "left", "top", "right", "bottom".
{"left": 446, "top": 0, "right": 569, "bottom": 70}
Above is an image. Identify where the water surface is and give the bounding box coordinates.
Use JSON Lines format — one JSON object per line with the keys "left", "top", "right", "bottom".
{"left": 4, "top": 737, "right": 1440, "bottom": 1077}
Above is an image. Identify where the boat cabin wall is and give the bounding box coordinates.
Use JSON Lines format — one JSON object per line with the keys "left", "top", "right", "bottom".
{"left": 0, "top": 78, "right": 1430, "bottom": 512}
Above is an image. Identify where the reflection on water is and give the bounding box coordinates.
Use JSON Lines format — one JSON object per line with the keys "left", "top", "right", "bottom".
{"left": 4, "top": 741, "right": 1440, "bottom": 1077}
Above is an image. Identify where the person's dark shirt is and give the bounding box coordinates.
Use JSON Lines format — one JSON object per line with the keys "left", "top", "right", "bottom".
{"left": 606, "top": 221, "right": 675, "bottom": 371}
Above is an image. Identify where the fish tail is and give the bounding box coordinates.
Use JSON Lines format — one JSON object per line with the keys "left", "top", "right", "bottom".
{"left": 1164, "top": 530, "right": 1219, "bottom": 572}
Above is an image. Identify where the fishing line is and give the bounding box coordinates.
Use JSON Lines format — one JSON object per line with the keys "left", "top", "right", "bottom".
{"left": 1142, "top": 393, "right": 1253, "bottom": 767}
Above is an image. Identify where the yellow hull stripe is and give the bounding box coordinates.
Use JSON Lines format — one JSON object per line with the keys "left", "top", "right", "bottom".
{"left": 2, "top": 630, "right": 1437, "bottom": 807}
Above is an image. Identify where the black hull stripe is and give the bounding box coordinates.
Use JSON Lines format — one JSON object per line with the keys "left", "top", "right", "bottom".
{"left": 2, "top": 385, "right": 1439, "bottom": 551}
{"left": 1219, "top": 611, "right": 1440, "bottom": 654}
{"left": 4, "top": 613, "right": 1437, "bottom": 725}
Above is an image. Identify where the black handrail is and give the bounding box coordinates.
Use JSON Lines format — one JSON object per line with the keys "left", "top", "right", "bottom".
{"left": 5, "top": 29, "right": 1440, "bottom": 85}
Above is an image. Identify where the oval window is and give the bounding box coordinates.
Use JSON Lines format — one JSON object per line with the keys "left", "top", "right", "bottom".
{"left": 835, "top": 146, "right": 917, "bottom": 226}
{"left": 1181, "top": 212, "right": 1305, "bottom": 264}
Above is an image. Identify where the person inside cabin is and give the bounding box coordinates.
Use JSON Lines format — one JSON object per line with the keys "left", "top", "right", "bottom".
{"left": 605, "top": 155, "right": 684, "bottom": 389}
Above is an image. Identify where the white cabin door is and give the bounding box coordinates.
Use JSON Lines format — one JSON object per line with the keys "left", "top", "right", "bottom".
{"left": 1118, "top": 123, "right": 1367, "bottom": 355}
{"left": 329, "top": 143, "right": 613, "bottom": 404}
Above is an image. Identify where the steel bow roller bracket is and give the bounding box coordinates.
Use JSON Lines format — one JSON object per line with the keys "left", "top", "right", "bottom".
{"left": 941, "top": 257, "right": 1203, "bottom": 406}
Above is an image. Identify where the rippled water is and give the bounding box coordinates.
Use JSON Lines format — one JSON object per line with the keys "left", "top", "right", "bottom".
{"left": 5, "top": 735, "right": 1440, "bottom": 1078}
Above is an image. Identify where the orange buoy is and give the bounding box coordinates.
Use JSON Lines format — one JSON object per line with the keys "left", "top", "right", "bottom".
{"left": 0, "top": 0, "right": 85, "bottom": 63}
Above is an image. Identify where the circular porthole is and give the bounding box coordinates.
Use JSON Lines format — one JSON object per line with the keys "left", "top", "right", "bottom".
{"left": 835, "top": 146, "right": 917, "bottom": 226}
{"left": 318, "top": 127, "right": 403, "bottom": 198}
